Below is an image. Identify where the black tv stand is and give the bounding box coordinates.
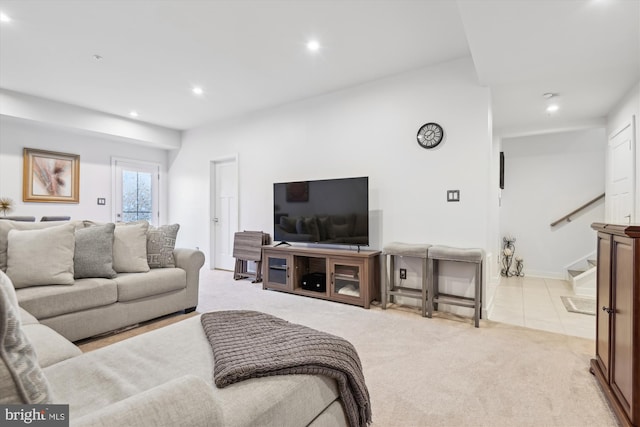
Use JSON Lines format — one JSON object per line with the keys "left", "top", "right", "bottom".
{"left": 274, "top": 241, "right": 291, "bottom": 247}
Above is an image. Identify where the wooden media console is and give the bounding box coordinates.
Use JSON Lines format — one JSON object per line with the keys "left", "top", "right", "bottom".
{"left": 262, "top": 245, "right": 380, "bottom": 308}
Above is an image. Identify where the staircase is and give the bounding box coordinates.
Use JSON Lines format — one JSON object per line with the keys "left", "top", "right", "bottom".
{"left": 567, "top": 258, "right": 596, "bottom": 297}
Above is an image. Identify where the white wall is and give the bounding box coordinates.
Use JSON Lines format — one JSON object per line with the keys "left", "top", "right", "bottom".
{"left": 500, "top": 128, "right": 606, "bottom": 278}
{"left": 169, "top": 57, "right": 491, "bottom": 253}
{"left": 0, "top": 116, "right": 170, "bottom": 223}
{"left": 169, "top": 57, "right": 492, "bottom": 315}
{"left": 606, "top": 81, "right": 639, "bottom": 221}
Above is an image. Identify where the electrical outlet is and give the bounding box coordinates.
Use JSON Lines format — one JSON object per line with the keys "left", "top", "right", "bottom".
{"left": 400, "top": 268, "right": 407, "bottom": 279}
{"left": 447, "top": 190, "right": 460, "bottom": 202}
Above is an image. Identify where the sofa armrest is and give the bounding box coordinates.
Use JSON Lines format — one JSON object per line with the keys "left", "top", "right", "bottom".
{"left": 72, "top": 375, "right": 222, "bottom": 427}
{"left": 173, "top": 248, "right": 205, "bottom": 311}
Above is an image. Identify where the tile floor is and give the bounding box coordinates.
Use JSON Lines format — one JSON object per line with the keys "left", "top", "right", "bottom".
{"left": 487, "top": 276, "right": 596, "bottom": 339}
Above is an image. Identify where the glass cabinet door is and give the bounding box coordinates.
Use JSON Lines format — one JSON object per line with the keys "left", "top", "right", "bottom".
{"left": 264, "top": 253, "right": 291, "bottom": 290}
{"left": 330, "top": 260, "right": 363, "bottom": 301}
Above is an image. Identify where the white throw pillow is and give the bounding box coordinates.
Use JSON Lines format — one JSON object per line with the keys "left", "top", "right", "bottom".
{"left": 6, "top": 223, "right": 76, "bottom": 288}
{"left": 113, "top": 221, "right": 150, "bottom": 273}
{"left": 0, "top": 220, "right": 80, "bottom": 272}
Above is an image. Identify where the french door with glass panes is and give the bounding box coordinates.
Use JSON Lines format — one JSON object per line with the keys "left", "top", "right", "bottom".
{"left": 112, "top": 159, "right": 159, "bottom": 225}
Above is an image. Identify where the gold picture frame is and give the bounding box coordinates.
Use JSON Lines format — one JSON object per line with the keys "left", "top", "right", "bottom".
{"left": 23, "top": 148, "right": 80, "bottom": 203}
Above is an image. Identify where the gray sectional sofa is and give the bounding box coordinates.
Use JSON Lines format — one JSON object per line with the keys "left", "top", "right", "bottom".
{"left": 1, "top": 269, "right": 350, "bottom": 426}
{"left": 0, "top": 219, "right": 356, "bottom": 426}
{"left": 0, "top": 219, "right": 205, "bottom": 342}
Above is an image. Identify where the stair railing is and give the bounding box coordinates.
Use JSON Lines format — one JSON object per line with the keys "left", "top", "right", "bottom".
{"left": 550, "top": 193, "right": 605, "bottom": 227}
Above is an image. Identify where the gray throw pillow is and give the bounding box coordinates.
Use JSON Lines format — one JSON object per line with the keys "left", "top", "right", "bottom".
{"left": 0, "top": 270, "right": 52, "bottom": 404}
{"left": 74, "top": 223, "right": 117, "bottom": 279}
{"left": 147, "top": 224, "right": 180, "bottom": 268}
{"left": 6, "top": 223, "right": 76, "bottom": 288}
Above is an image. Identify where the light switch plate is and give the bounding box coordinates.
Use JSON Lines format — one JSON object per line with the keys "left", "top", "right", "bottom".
{"left": 97, "top": 198, "right": 106, "bottom": 205}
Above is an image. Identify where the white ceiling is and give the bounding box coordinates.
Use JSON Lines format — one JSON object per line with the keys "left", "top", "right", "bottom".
{"left": 0, "top": 0, "right": 638, "bottom": 134}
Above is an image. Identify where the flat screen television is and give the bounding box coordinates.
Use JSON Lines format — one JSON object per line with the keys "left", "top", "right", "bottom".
{"left": 273, "top": 176, "right": 369, "bottom": 247}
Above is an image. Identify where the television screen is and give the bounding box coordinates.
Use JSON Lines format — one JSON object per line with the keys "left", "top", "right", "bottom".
{"left": 273, "top": 177, "right": 369, "bottom": 246}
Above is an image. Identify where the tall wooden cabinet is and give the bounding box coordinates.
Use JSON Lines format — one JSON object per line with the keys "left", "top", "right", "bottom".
{"left": 590, "top": 223, "right": 640, "bottom": 427}
{"left": 262, "top": 245, "right": 380, "bottom": 308}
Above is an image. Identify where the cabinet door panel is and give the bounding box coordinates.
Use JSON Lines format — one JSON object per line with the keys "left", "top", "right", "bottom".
{"left": 611, "top": 237, "right": 634, "bottom": 417}
{"left": 263, "top": 252, "right": 292, "bottom": 291}
{"left": 329, "top": 259, "right": 365, "bottom": 304}
{"left": 595, "top": 232, "right": 612, "bottom": 379}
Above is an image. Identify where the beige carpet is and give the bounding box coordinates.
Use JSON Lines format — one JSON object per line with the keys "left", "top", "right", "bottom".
{"left": 82, "top": 269, "right": 617, "bottom": 426}
{"left": 198, "top": 269, "right": 616, "bottom": 427}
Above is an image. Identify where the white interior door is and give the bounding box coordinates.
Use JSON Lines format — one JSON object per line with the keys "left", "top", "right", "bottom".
{"left": 210, "top": 157, "right": 238, "bottom": 270}
{"left": 607, "top": 118, "right": 635, "bottom": 224}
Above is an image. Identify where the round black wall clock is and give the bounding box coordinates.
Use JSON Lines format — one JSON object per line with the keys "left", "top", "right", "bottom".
{"left": 417, "top": 122, "right": 444, "bottom": 149}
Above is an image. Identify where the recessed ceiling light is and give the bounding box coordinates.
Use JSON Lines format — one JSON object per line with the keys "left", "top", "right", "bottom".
{"left": 0, "top": 12, "right": 12, "bottom": 23}
{"left": 546, "top": 104, "right": 559, "bottom": 113}
{"left": 192, "top": 86, "right": 204, "bottom": 96}
{"left": 129, "top": 111, "right": 139, "bottom": 118}
{"left": 306, "top": 40, "right": 321, "bottom": 52}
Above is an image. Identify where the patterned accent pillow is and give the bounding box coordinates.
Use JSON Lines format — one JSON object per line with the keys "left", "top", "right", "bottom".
{"left": 0, "top": 270, "right": 52, "bottom": 404}
{"left": 147, "top": 224, "right": 180, "bottom": 268}
{"left": 74, "top": 223, "right": 117, "bottom": 279}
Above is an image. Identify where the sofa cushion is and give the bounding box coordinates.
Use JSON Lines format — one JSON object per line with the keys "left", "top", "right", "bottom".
{"left": 22, "top": 323, "right": 82, "bottom": 368}
{"left": 113, "top": 221, "right": 150, "bottom": 273}
{"left": 72, "top": 375, "right": 223, "bottom": 427}
{"left": 74, "top": 223, "right": 117, "bottom": 279}
{"left": 147, "top": 223, "right": 180, "bottom": 268}
{"left": 113, "top": 268, "right": 186, "bottom": 302}
{"left": 0, "top": 270, "right": 52, "bottom": 404}
{"left": 0, "top": 220, "right": 83, "bottom": 272}
{"left": 16, "top": 278, "right": 118, "bottom": 319}
{"left": 19, "top": 306, "right": 39, "bottom": 326}
{"left": 6, "top": 223, "right": 76, "bottom": 288}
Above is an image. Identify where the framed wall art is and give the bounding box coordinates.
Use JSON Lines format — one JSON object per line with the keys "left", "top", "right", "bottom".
{"left": 23, "top": 148, "right": 80, "bottom": 203}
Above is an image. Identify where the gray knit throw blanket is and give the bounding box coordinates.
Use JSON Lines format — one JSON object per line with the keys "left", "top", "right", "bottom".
{"left": 201, "top": 310, "right": 372, "bottom": 427}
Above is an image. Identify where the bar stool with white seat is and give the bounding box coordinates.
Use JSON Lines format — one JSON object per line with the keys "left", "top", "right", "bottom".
{"left": 381, "top": 242, "right": 431, "bottom": 317}
{"left": 427, "top": 245, "right": 484, "bottom": 327}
